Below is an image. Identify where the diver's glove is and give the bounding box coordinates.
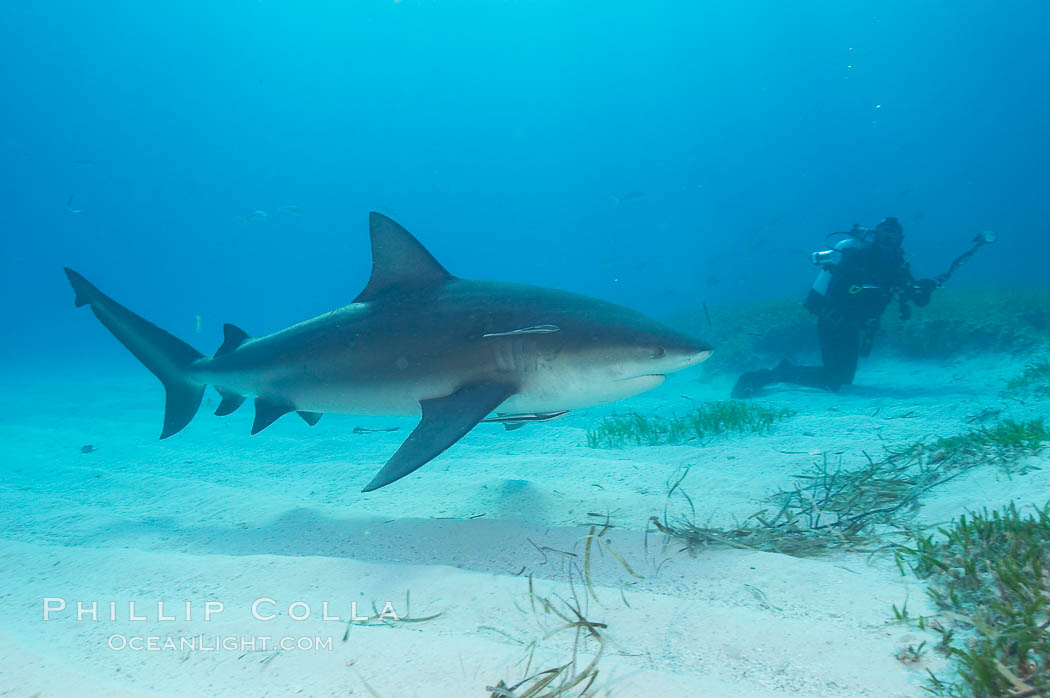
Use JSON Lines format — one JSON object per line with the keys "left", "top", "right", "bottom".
{"left": 910, "top": 278, "right": 937, "bottom": 306}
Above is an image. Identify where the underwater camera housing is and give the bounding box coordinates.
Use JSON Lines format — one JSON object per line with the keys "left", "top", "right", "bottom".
{"left": 810, "top": 249, "right": 842, "bottom": 266}
{"left": 811, "top": 224, "right": 875, "bottom": 266}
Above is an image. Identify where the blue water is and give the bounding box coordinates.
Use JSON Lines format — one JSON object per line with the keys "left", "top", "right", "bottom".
{"left": 2, "top": 1, "right": 1046, "bottom": 366}
{"left": 2, "top": 4, "right": 1049, "bottom": 695}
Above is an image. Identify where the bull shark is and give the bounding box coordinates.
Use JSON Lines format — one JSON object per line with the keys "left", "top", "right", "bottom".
{"left": 65, "top": 212, "right": 712, "bottom": 491}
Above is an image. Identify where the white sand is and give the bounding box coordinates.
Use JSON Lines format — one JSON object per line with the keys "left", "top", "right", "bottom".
{"left": 1, "top": 351, "right": 1046, "bottom": 697}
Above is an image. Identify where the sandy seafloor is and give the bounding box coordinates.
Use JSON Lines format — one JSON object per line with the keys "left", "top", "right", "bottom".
{"left": 1, "top": 351, "right": 1047, "bottom": 697}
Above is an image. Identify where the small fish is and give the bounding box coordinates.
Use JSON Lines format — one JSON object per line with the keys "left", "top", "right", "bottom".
{"left": 195, "top": 315, "right": 202, "bottom": 333}
{"left": 483, "top": 325, "right": 560, "bottom": 338}
{"left": 353, "top": 426, "right": 400, "bottom": 434}
{"left": 65, "top": 195, "right": 83, "bottom": 214}
{"left": 244, "top": 210, "right": 269, "bottom": 223}
{"left": 481, "top": 410, "right": 569, "bottom": 431}
{"left": 611, "top": 191, "right": 646, "bottom": 207}
{"left": 966, "top": 407, "right": 1001, "bottom": 424}
{"left": 481, "top": 411, "right": 569, "bottom": 424}
{"left": 743, "top": 584, "right": 782, "bottom": 611}
{"left": 80, "top": 444, "right": 97, "bottom": 453}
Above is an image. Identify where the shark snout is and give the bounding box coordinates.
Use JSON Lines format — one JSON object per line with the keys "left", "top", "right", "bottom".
{"left": 657, "top": 338, "right": 713, "bottom": 372}
{"left": 617, "top": 340, "right": 711, "bottom": 383}
{"left": 685, "top": 345, "right": 714, "bottom": 365}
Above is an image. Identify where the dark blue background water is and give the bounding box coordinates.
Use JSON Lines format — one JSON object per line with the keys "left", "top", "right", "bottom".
{"left": 3, "top": 1, "right": 1046, "bottom": 365}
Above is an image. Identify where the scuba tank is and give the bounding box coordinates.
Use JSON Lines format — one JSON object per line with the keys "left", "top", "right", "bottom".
{"left": 805, "top": 225, "right": 873, "bottom": 313}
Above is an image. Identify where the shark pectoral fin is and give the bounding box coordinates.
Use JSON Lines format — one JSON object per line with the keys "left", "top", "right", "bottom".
{"left": 298, "top": 411, "right": 322, "bottom": 427}
{"left": 214, "top": 387, "right": 246, "bottom": 416}
{"left": 215, "top": 324, "right": 250, "bottom": 357}
{"left": 251, "top": 397, "right": 294, "bottom": 435}
{"left": 361, "top": 382, "right": 516, "bottom": 492}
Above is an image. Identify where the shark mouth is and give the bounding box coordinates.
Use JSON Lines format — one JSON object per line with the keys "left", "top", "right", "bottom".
{"left": 614, "top": 374, "right": 668, "bottom": 391}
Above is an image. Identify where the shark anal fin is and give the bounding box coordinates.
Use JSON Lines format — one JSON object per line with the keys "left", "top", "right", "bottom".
{"left": 214, "top": 387, "right": 246, "bottom": 416}
{"left": 215, "top": 324, "right": 250, "bottom": 357}
{"left": 353, "top": 212, "right": 455, "bottom": 303}
{"left": 251, "top": 397, "right": 294, "bottom": 434}
{"left": 298, "top": 411, "right": 322, "bottom": 426}
{"left": 361, "top": 382, "right": 516, "bottom": 492}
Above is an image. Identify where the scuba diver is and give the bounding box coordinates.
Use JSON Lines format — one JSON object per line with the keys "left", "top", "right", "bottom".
{"left": 732, "top": 217, "right": 939, "bottom": 397}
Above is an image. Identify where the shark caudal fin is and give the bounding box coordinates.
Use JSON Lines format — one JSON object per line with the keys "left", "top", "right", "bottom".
{"left": 64, "top": 268, "right": 205, "bottom": 439}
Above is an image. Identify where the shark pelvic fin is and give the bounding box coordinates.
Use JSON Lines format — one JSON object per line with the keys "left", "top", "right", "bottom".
{"left": 298, "top": 411, "right": 322, "bottom": 426}
{"left": 214, "top": 387, "right": 246, "bottom": 416}
{"left": 215, "top": 324, "right": 250, "bottom": 357}
{"left": 64, "top": 267, "right": 205, "bottom": 439}
{"left": 361, "top": 382, "right": 516, "bottom": 492}
{"left": 353, "top": 212, "right": 455, "bottom": 303}
{"left": 251, "top": 396, "right": 294, "bottom": 434}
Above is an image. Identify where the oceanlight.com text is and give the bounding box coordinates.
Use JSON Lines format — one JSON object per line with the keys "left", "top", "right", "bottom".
{"left": 107, "top": 634, "right": 334, "bottom": 652}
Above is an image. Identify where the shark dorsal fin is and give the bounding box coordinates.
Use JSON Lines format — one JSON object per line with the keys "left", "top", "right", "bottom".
{"left": 354, "top": 212, "right": 454, "bottom": 303}
{"left": 215, "top": 324, "right": 250, "bottom": 357}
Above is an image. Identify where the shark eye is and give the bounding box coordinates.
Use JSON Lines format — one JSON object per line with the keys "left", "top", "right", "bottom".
{"left": 651, "top": 347, "right": 666, "bottom": 360}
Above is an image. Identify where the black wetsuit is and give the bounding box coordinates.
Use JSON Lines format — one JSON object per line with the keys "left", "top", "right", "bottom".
{"left": 733, "top": 242, "right": 934, "bottom": 396}
{"left": 800, "top": 243, "right": 930, "bottom": 388}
